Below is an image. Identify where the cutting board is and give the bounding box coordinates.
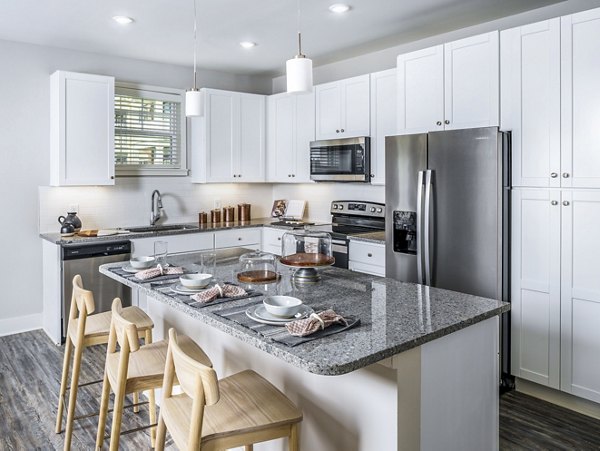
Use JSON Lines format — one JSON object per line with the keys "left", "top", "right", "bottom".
{"left": 77, "top": 229, "right": 120, "bottom": 237}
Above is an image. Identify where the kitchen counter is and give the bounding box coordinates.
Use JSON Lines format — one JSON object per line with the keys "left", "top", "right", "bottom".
{"left": 349, "top": 230, "right": 386, "bottom": 244}
{"left": 100, "top": 248, "right": 508, "bottom": 376}
{"left": 40, "top": 218, "right": 314, "bottom": 245}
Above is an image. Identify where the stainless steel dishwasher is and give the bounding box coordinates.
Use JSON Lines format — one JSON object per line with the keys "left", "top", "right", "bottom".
{"left": 61, "top": 241, "right": 132, "bottom": 341}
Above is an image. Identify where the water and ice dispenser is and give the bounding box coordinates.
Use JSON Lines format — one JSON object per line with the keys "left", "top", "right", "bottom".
{"left": 393, "top": 211, "right": 417, "bottom": 254}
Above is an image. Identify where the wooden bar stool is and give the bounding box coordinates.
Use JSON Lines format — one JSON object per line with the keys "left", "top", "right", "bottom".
{"left": 96, "top": 298, "right": 212, "bottom": 451}
{"left": 55, "top": 274, "right": 154, "bottom": 451}
{"left": 156, "top": 328, "right": 303, "bottom": 451}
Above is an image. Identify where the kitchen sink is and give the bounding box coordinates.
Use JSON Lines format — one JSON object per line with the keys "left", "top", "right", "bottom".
{"left": 126, "top": 224, "right": 198, "bottom": 233}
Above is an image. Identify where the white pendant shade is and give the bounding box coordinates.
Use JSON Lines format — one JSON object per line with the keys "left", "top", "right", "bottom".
{"left": 185, "top": 89, "right": 203, "bottom": 117}
{"left": 286, "top": 57, "right": 313, "bottom": 94}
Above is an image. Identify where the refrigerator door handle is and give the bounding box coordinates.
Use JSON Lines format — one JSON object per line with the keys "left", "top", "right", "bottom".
{"left": 416, "top": 171, "right": 425, "bottom": 284}
{"left": 424, "top": 169, "right": 434, "bottom": 286}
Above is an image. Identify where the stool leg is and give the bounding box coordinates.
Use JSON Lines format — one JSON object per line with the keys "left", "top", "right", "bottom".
{"left": 55, "top": 336, "right": 73, "bottom": 433}
{"left": 95, "top": 371, "right": 111, "bottom": 450}
{"left": 63, "top": 343, "right": 84, "bottom": 451}
{"left": 155, "top": 413, "right": 166, "bottom": 451}
{"left": 244, "top": 445, "right": 254, "bottom": 451}
{"left": 133, "top": 392, "right": 140, "bottom": 414}
{"left": 109, "top": 385, "right": 127, "bottom": 451}
{"left": 289, "top": 423, "right": 300, "bottom": 451}
{"left": 145, "top": 329, "right": 157, "bottom": 447}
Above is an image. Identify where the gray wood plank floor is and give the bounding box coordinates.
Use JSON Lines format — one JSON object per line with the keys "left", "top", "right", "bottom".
{"left": 2, "top": 329, "right": 600, "bottom": 450}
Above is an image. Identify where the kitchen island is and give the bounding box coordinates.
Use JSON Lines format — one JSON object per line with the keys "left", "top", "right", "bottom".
{"left": 100, "top": 248, "right": 509, "bottom": 451}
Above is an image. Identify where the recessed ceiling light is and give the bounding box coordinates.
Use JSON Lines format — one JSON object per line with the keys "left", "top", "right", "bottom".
{"left": 240, "top": 41, "right": 257, "bottom": 49}
{"left": 112, "top": 16, "right": 134, "bottom": 25}
{"left": 329, "top": 3, "right": 351, "bottom": 13}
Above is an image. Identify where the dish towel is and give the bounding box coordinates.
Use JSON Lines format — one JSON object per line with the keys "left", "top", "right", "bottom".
{"left": 285, "top": 309, "right": 348, "bottom": 337}
{"left": 135, "top": 264, "right": 184, "bottom": 280}
{"left": 191, "top": 284, "right": 247, "bottom": 304}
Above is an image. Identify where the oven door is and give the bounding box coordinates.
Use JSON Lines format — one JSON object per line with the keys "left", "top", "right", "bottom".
{"left": 310, "top": 138, "right": 370, "bottom": 182}
{"left": 331, "top": 238, "right": 349, "bottom": 269}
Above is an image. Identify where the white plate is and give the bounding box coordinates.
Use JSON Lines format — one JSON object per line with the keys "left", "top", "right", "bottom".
{"left": 170, "top": 284, "right": 208, "bottom": 295}
{"left": 246, "top": 304, "right": 313, "bottom": 326}
{"left": 122, "top": 264, "right": 143, "bottom": 273}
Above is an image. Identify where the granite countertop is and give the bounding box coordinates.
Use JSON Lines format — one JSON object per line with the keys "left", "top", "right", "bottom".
{"left": 99, "top": 248, "right": 509, "bottom": 376}
{"left": 40, "top": 218, "right": 308, "bottom": 245}
{"left": 349, "top": 231, "right": 386, "bottom": 244}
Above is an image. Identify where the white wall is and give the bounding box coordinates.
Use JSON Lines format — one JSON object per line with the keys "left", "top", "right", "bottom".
{"left": 0, "top": 38, "right": 271, "bottom": 334}
{"left": 272, "top": 0, "right": 600, "bottom": 92}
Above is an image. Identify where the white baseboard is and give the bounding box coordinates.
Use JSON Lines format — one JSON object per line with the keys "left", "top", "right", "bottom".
{"left": 516, "top": 377, "right": 600, "bottom": 420}
{"left": 0, "top": 313, "right": 43, "bottom": 337}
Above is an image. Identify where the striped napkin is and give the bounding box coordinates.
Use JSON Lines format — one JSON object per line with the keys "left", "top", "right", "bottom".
{"left": 135, "top": 264, "right": 184, "bottom": 280}
{"left": 285, "top": 309, "right": 348, "bottom": 337}
{"left": 191, "top": 284, "right": 247, "bottom": 304}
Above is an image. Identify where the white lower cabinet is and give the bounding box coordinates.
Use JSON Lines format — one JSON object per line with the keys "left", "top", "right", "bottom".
{"left": 512, "top": 188, "right": 600, "bottom": 402}
{"left": 349, "top": 241, "right": 385, "bottom": 277}
{"left": 130, "top": 233, "right": 215, "bottom": 257}
{"left": 261, "top": 227, "right": 286, "bottom": 256}
{"left": 214, "top": 228, "right": 261, "bottom": 250}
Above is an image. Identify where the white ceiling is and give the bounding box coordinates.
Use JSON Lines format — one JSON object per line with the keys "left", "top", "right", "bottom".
{"left": 0, "top": 0, "right": 562, "bottom": 76}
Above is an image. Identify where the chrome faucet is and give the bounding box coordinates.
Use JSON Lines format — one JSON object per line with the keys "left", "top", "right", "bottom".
{"left": 150, "top": 190, "right": 163, "bottom": 226}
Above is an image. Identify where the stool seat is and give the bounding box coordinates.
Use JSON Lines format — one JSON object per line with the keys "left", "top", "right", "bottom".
{"left": 68, "top": 306, "right": 153, "bottom": 345}
{"left": 161, "top": 369, "right": 303, "bottom": 450}
{"left": 105, "top": 337, "right": 211, "bottom": 394}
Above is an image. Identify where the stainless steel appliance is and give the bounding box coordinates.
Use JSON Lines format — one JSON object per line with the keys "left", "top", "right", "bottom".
{"left": 310, "top": 137, "right": 371, "bottom": 182}
{"left": 385, "top": 127, "right": 511, "bottom": 383}
{"left": 61, "top": 241, "right": 132, "bottom": 341}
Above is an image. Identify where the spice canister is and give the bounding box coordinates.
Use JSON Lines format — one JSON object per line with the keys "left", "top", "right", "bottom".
{"left": 210, "top": 209, "right": 222, "bottom": 223}
{"left": 198, "top": 212, "right": 208, "bottom": 225}
{"left": 238, "top": 203, "right": 251, "bottom": 222}
{"left": 223, "top": 206, "right": 235, "bottom": 223}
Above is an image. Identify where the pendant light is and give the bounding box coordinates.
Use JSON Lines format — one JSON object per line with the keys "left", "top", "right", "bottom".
{"left": 185, "top": 0, "right": 202, "bottom": 116}
{"left": 286, "top": 0, "right": 313, "bottom": 94}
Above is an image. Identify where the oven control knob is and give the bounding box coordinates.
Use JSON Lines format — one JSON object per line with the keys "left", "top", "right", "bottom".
{"left": 333, "top": 204, "right": 338, "bottom": 210}
{"left": 370, "top": 207, "right": 376, "bottom": 213}
{"left": 376, "top": 208, "right": 383, "bottom": 213}
{"left": 339, "top": 205, "right": 344, "bottom": 210}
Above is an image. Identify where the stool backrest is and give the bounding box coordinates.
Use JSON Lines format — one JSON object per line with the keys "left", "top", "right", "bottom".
{"left": 71, "top": 274, "right": 95, "bottom": 320}
{"left": 109, "top": 297, "right": 140, "bottom": 353}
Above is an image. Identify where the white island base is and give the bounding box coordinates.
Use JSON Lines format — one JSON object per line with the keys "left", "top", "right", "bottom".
{"left": 145, "top": 295, "right": 499, "bottom": 451}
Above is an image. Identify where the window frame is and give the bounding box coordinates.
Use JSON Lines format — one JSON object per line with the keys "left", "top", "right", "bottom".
{"left": 115, "top": 82, "right": 188, "bottom": 177}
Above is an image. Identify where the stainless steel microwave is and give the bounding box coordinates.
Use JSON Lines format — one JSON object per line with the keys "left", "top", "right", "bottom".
{"left": 310, "top": 137, "right": 371, "bottom": 182}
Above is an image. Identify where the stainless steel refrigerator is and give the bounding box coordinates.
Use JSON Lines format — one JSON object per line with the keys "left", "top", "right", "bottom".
{"left": 385, "top": 127, "right": 511, "bottom": 381}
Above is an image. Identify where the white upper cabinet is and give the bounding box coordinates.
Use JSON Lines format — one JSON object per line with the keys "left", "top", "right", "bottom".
{"left": 501, "top": 19, "right": 561, "bottom": 188}
{"left": 315, "top": 74, "right": 370, "bottom": 140}
{"left": 561, "top": 9, "right": 600, "bottom": 188}
{"left": 560, "top": 190, "right": 600, "bottom": 401}
{"left": 191, "top": 88, "right": 265, "bottom": 183}
{"left": 511, "top": 189, "right": 561, "bottom": 389}
{"left": 266, "top": 92, "right": 314, "bottom": 183}
{"left": 397, "top": 31, "right": 499, "bottom": 134}
{"left": 370, "top": 69, "right": 397, "bottom": 185}
{"left": 50, "top": 71, "right": 115, "bottom": 186}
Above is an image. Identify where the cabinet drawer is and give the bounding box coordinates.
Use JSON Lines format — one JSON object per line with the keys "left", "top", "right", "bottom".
{"left": 262, "top": 227, "right": 286, "bottom": 247}
{"left": 215, "top": 228, "right": 261, "bottom": 249}
{"left": 349, "top": 261, "right": 385, "bottom": 277}
{"left": 349, "top": 241, "right": 386, "bottom": 266}
{"left": 131, "top": 232, "right": 214, "bottom": 257}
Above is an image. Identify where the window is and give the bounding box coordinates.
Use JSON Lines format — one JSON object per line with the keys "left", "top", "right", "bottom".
{"left": 115, "top": 83, "right": 187, "bottom": 176}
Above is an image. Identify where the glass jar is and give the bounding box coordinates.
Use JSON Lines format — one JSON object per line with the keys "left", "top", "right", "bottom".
{"left": 236, "top": 251, "right": 278, "bottom": 284}
{"left": 280, "top": 228, "right": 334, "bottom": 283}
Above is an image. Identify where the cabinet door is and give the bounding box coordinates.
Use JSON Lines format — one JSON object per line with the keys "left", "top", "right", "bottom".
{"left": 50, "top": 71, "right": 115, "bottom": 186}
{"left": 561, "top": 9, "right": 600, "bottom": 188}
{"left": 444, "top": 32, "right": 499, "bottom": 130}
{"left": 341, "top": 75, "right": 370, "bottom": 138}
{"left": 501, "top": 20, "right": 561, "bottom": 188}
{"left": 510, "top": 189, "right": 561, "bottom": 388}
{"left": 560, "top": 190, "right": 600, "bottom": 401}
{"left": 315, "top": 81, "right": 342, "bottom": 140}
{"left": 397, "top": 45, "right": 444, "bottom": 133}
{"left": 205, "top": 90, "right": 235, "bottom": 182}
{"left": 370, "top": 69, "right": 397, "bottom": 185}
{"left": 294, "top": 92, "right": 315, "bottom": 182}
{"left": 237, "top": 93, "right": 265, "bottom": 182}
{"left": 266, "top": 94, "right": 295, "bottom": 182}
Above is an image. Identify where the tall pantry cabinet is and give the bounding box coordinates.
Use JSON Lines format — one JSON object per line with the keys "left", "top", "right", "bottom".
{"left": 503, "top": 8, "right": 600, "bottom": 403}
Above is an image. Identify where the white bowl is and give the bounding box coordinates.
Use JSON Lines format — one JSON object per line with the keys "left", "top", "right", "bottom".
{"left": 130, "top": 256, "right": 156, "bottom": 269}
{"left": 263, "top": 296, "right": 303, "bottom": 318}
{"left": 179, "top": 273, "right": 213, "bottom": 289}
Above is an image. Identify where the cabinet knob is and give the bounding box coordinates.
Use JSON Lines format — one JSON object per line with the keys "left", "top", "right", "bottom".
{"left": 436, "top": 121, "right": 442, "bottom": 126}
{"left": 238, "top": 237, "right": 242, "bottom": 241}
{"left": 233, "top": 174, "right": 237, "bottom": 178}
{"left": 563, "top": 201, "right": 570, "bottom": 206}
{"left": 367, "top": 253, "right": 373, "bottom": 258}
{"left": 277, "top": 237, "right": 281, "bottom": 241}
{"left": 550, "top": 172, "right": 558, "bottom": 178}
{"left": 336, "top": 129, "right": 340, "bottom": 133}
{"left": 292, "top": 174, "right": 295, "bottom": 177}
{"left": 370, "top": 174, "right": 375, "bottom": 178}
{"left": 562, "top": 172, "right": 570, "bottom": 178}
{"left": 288, "top": 174, "right": 291, "bottom": 177}
{"left": 444, "top": 120, "right": 450, "bottom": 125}
{"left": 110, "top": 175, "right": 115, "bottom": 180}
{"left": 340, "top": 128, "right": 345, "bottom": 133}
{"left": 551, "top": 200, "right": 558, "bottom": 205}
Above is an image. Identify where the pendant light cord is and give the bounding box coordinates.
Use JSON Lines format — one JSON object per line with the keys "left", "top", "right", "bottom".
{"left": 296, "top": 0, "right": 304, "bottom": 57}
{"left": 192, "top": 0, "right": 198, "bottom": 89}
